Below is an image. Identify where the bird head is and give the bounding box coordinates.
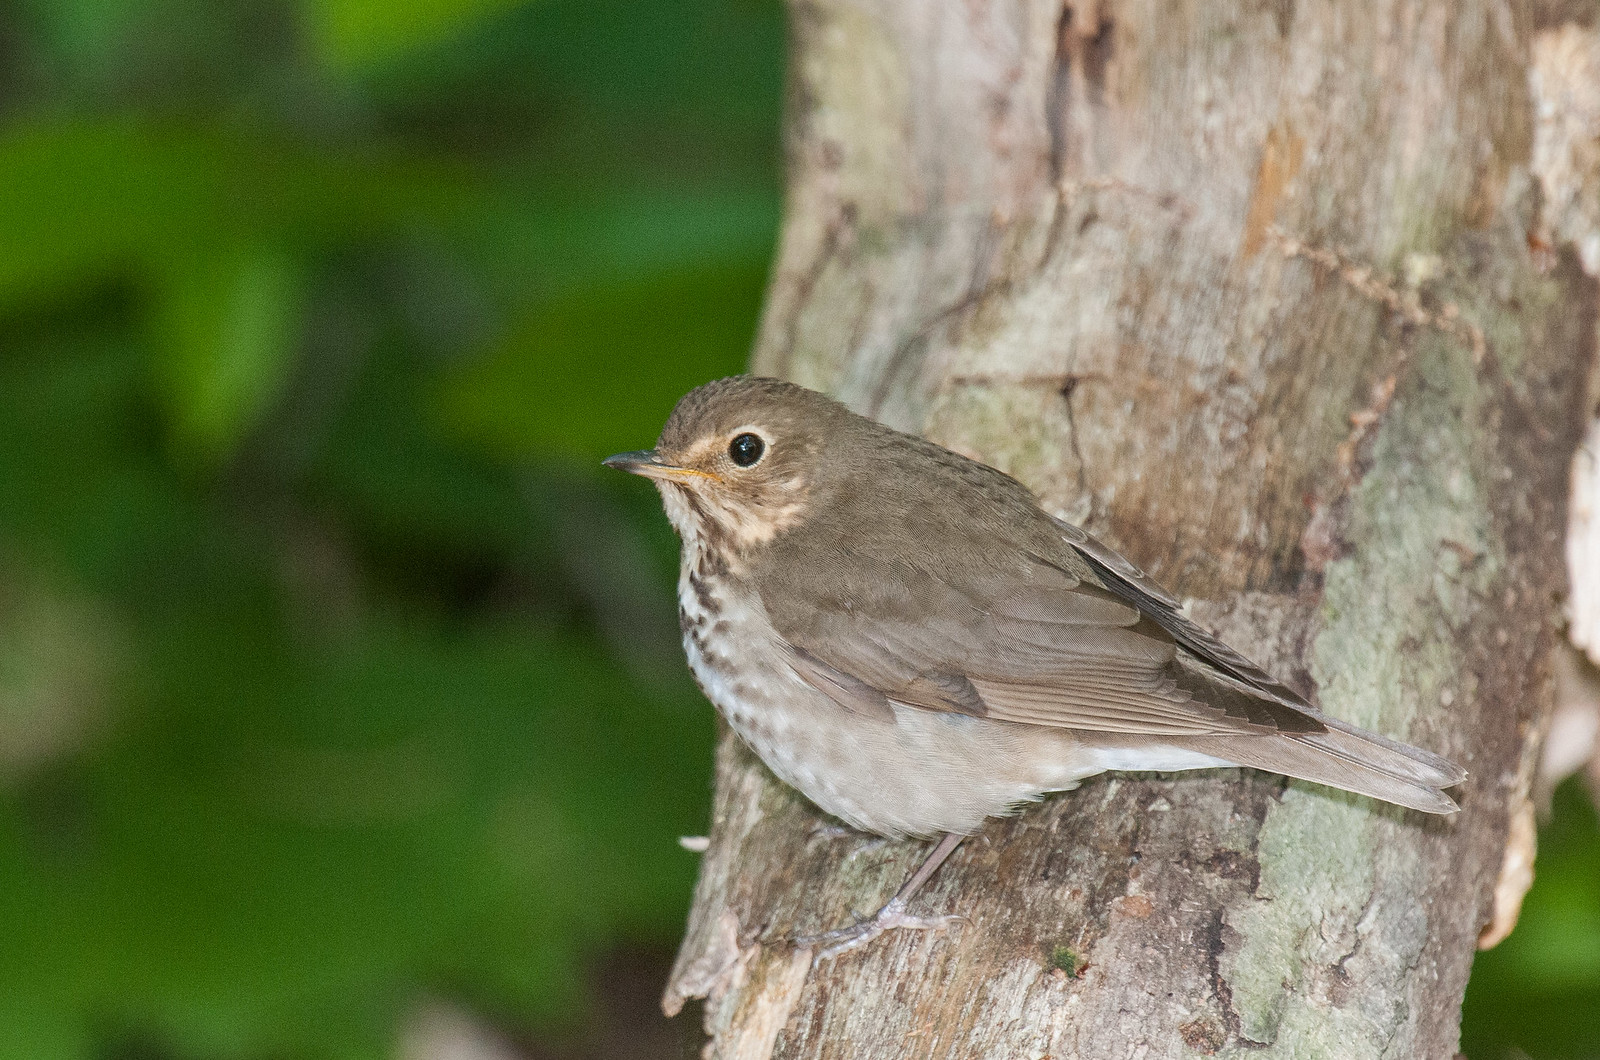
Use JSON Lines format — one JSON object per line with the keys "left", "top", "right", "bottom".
{"left": 604, "top": 376, "right": 844, "bottom": 559}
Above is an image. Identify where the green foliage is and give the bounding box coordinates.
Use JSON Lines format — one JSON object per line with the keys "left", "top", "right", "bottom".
{"left": 154, "top": 248, "right": 307, "bottom": 463}
{"left": 0, "top": 309, "right": 726, "bottom": 1058}
{"left": 0, "top": 120, "right": 476, "bottom": 307}
{"left": 441, "top": 256, "right": 771, "bottom": 459}
{"left": 1464, "top": 779, "right": 1600, "bottom": 1060}
{"left": 0, "top": 0, "right": 783, "bottom": 1056}
{"left": 308, "top": 0, "right": 537, "bottom": 69}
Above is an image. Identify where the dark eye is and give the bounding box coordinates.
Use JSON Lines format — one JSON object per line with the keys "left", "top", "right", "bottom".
{"left": 728, "top": 432, "right": 765, "bottom": 467}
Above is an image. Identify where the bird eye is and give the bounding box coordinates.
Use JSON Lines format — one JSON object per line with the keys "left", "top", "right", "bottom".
{"left": 728, "top": 432, "right": 765, "bottom": 467}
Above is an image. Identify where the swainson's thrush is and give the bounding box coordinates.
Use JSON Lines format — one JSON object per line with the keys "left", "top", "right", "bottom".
{"left": 606, "top": 376, "right": 1464, "bottom": 956}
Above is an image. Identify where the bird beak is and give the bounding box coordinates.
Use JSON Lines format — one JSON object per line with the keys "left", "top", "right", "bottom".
{"left": 602, "top": 449, "right": 720, "bottom": 484}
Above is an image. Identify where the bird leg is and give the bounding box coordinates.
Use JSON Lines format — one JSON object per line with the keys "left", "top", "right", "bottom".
{"left": 793, "top": 831, "right": 965, "bottom": 962}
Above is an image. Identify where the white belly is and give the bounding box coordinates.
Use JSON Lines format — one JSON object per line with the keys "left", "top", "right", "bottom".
{"left": 678, "top": 563, "right": 1110, "bottom": 838}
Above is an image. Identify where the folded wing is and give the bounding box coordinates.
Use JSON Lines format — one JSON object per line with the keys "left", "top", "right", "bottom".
{"left": 760, "top": 528, "right": 1463, "bottom": 814}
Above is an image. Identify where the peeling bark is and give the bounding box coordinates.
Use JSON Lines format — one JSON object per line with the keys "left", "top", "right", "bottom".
{"left": 667, "top": 1, "right": 1596, "bottom": 1056}
{"left": 1569, "top": 414, "right": 1600, "bottom": 667}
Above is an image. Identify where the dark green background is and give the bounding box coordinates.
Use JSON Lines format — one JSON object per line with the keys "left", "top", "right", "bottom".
{"left": 0, "top": 0, "right": 1592, "bottom": 1056}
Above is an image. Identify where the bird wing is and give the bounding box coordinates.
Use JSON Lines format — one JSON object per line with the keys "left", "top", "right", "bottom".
{"left": 1050, "top": 517, "right": 1314, "bottom": 712}
{"left": 760, "top": 542, "right": 1317, "bottom": 738}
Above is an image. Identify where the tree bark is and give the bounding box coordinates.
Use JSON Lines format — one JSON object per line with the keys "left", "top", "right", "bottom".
{"left": 664, "top": 1, "right": 1596, "bottom": 1056}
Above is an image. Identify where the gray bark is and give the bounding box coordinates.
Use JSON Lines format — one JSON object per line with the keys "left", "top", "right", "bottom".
{"left": 664, "top": 1, "right": 1597, "bottom": 1056}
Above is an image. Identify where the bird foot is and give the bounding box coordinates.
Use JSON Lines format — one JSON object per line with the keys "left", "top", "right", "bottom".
{"left": 791, "top": 898, "right": 962, "bottom": 962}
{"left": 806, "top": 819, "right": 869, "bottom": 843}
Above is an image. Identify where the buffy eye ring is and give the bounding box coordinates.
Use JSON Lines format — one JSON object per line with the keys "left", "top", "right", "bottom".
{"left": 728, "top": 432, "right": 765, "bottom": 467}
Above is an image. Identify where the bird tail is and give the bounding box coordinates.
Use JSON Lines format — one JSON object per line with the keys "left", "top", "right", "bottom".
{"left": 1174, "top": 716, "right": 1466, "bottom": 814}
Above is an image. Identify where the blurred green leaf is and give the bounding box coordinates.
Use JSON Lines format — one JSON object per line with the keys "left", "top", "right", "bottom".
{"left": 0, "top": 301, "right": 714, "bottom": 1060}
{"left": 153, "top": 248, "right": 306, "bottom": 463}
{"left": 1463, "top": 778, "right": 1600, "bottom": 1058}
{"left": 439, "top": 255, "right": 768, "bottom": 460}
{"left": 459, "top": 185, "right": 779, "bottom": 303}
{"left": 0, "top": 120, "right": 476, "bottom": 308}
{"left": 0, "top": 0, "right": 789, "bottom": 1056}
{"left": 347, "top": 0, "right": 784, "bottom": 136}
{"left": 0, "top": 620, "right": 712, "bottom": 1060}
{"left": 306, "top": 0, "right": 538, "bottom": 69}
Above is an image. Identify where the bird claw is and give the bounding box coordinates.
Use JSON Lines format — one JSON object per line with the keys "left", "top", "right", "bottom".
{"left": 792, "top": 898, "right": 963, "bottom": 962}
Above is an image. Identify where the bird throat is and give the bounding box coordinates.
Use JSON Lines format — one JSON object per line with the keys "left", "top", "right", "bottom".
{"left": 656, "top": 481, "right": 734, "bottom": 566}
{"left": 653, "top": 477, "right": 810, "bottom": 561}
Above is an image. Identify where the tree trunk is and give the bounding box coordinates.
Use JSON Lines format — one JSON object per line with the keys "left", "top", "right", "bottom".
{"left": 664, "top": 1, "right": 1596, "bottom": 1056}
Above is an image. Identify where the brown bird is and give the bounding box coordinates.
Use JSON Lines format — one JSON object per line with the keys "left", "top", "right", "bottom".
{"left": 605, "top": 376, "right": 1465, "bottom": 956}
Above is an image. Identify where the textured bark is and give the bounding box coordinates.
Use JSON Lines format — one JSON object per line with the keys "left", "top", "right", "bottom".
{"left": 665, "top": 2, "right": 1597, "bottom": 1057}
